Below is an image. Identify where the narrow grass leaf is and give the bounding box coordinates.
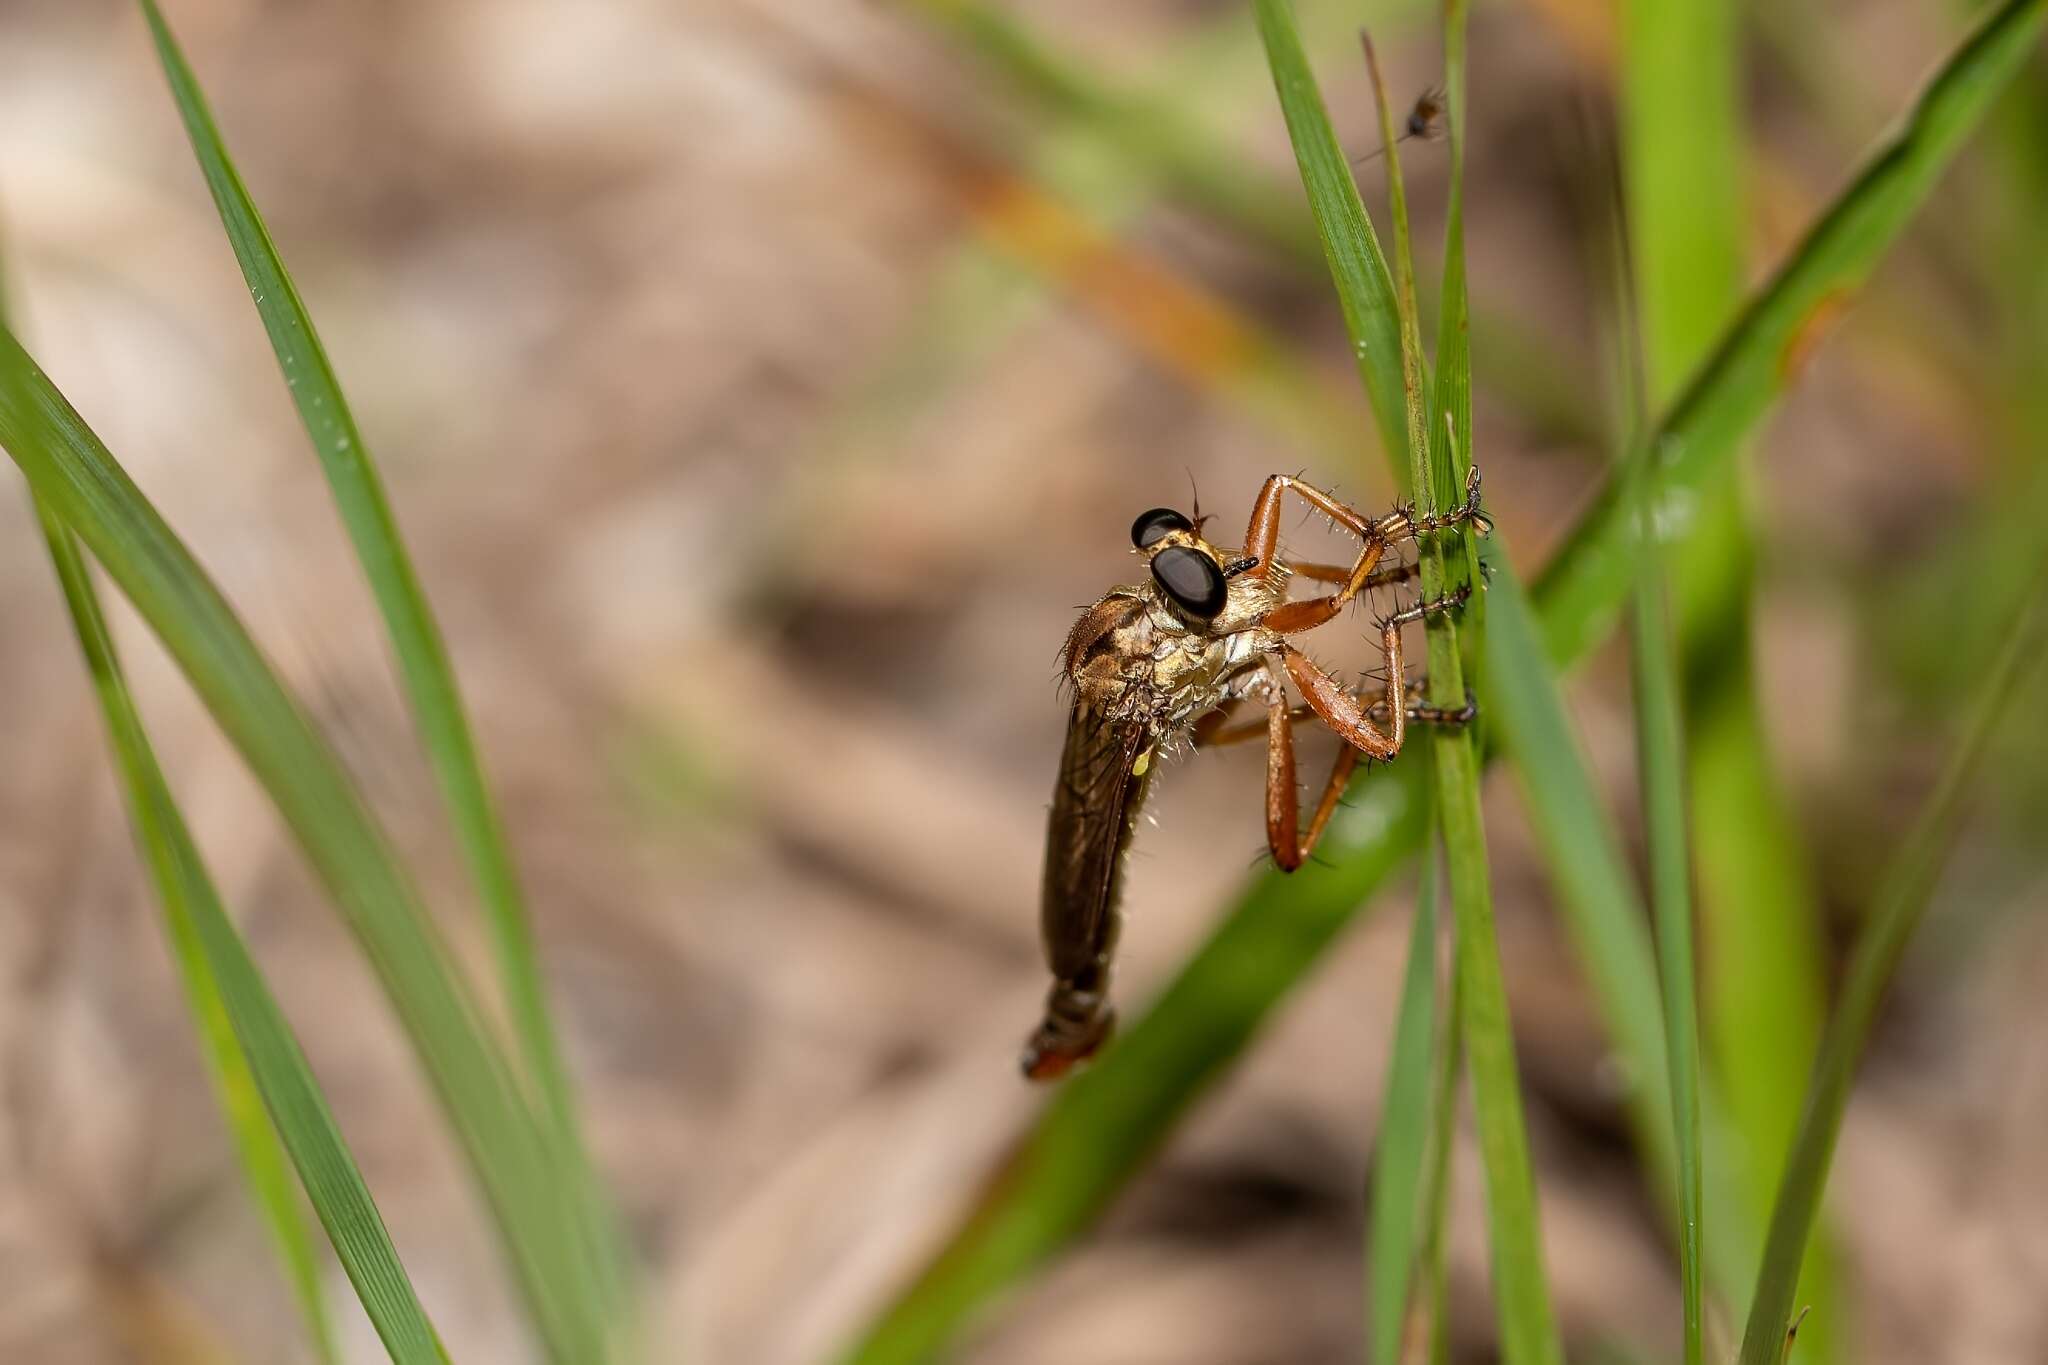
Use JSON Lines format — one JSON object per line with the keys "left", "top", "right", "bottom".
{"left": 902, "top": 0, "right": 1326, "bottom": 263}
{"left": 1620, "top": 0, "right": 1834, "bottom": 1342}
{"left": 1482, "top": 547, "right": 1758, "bottom": 1305}
{"left": 1410, "top": 911, "right": 1462, "bottom": 1365}
{"left": 903, "top": 0, "right": 1607, "bottom": 463}
{"left": 31, "top": 504, "right": 445, "bottom": 1365}
{"left": 1737, "top": 565, "right": 2048, "bottom": 1364}
{"left": 842, "top": 8, "right": 2038, "bottom": 1356}
{"left": 1626, "top": 484, "right": 1705, "bottom": 1364}
{"left": 1482, "top": 550, "right": 1671, "bottom": 1170}
{"left": 0, "top": 331, "right": 607, "bottom": 1365}
{"left": 1369, "top": 832, "right": 1442, "bottom": 1365}
{"left": 1363, "top": 26, "right": 1560, "bottom": 1365}
{"left": 1430, "top": 0, "right": 1484, "bottom": 620}
{"left": 130, "top": 3, "right": 622, "bottom": 1317}
{"left": 1252, "top": 0, "right": 1410, "bottom": 471}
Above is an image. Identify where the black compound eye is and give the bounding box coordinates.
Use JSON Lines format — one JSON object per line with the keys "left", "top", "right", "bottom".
{"left": 1130, "top": 507, "right": 1193, "bottom": 550}
{"left": 1150, "top": 545, "right": 1228, "bottom": 619}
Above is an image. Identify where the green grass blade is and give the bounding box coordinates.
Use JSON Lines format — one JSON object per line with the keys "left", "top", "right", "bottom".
{"left": 1625, "top": 486, "right": 1704, "bottom": 1365}
{"left": 1736, "top": 565, "right": 2048, "bottom": 1364}
{"left": 902, "top": 0, "right": 1326, "bottom": 264}
{"left": 1412, "top": 923, "right": 1462, "bottom": 1365}
{"left": 842, "top": 9, "right": 2038, "bottom": 1356}
{"left": 1363, "top": 23, "right": 1560, "bottom": 1364}
{"left": 1369, "top": 832, "right": 1443, "bottom": 1365}
{"left": 1621, "top": 0, "right": 1743, "bottom": 395}
{"left": 1615, "top": 14, "right": 1717, "bottom": 1342}
{"left": 127, "top": 9, "right": 621, "bottom": 1310}
{"left": 1621, "top": 0, "right": 1835, "bottom": 1345}
{"left": 906, "top": 0, "right": 1612, "bottom": 450}
{"left": 1432, "top": 0, "right": 1483, "bottom": 617}
{"left": 0, "top": 331, "right": 608, "bottom": 1365}
{"left": 1402, "top": 31, "right": 1463, "bottom": 1355}
{"left": 31, "top": 502, "right": 445, "bottom": 1365}
{"left": 1482, "top": 549, "right": 1672, "bottom": 1168}
{"left": 1536, "top": 0, "right": 2047, "bottom": 665}
{"left": 1252, "top": 0, "right": 1410, "bottom": 473}
{"left": 842, "top": 768, "right": 1430, "bottom": 1365}
{"left": 1482, "top": 548, "right": 1759, "bottom": 1306}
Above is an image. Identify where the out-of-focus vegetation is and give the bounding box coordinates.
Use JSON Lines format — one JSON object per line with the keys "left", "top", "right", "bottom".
{"left": 0, "top": 2, "right": 2044, "bottom": 1363}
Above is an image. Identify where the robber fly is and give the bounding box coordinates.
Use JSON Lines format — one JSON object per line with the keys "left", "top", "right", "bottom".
{"left": 1022, "top": 471, "right": 1488, "bottom": 1080}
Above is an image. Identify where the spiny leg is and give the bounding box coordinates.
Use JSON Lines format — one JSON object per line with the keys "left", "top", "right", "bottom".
{"left": 1259, "top": 657, "right": 1363, "bottom": 869}
{"left": 1278, "top": 583, "right": 1475, "bottom": 762}
{"left": 1280, "top": 625, "right": 1406, "bottom": 763}
{"left": 1252, "top": 619, "right": 1473, "bottom": 869}
{"left": 1240, "top": 470, "right": 1488, "bottom": 636}
{"left": 1262, "top": 557, "right": 1435, "bottom": 634}
{"left": 1385, "top": 582, "right": 1473, "bottom": 628}
{"left": 1206, "top": 587, "right": 1478, "bottom": 756}
{"left": 1199, "top": 688, "right": 1474, "bottom": 748}
{"left": 1404, "top": 464, "right": 1490, "bottom": 536}
{"left": 1238, "top": 475, "right": 1398, "bottom": 620}
{"left": 1286, "top": 558, "right": 1423, "bottom": 590}
{"left": 1188, "top": 697, "right": 1246, "bottom": 748}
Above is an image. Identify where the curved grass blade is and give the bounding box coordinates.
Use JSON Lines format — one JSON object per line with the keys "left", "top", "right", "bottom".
{"left": 129, "top": 2, "right": 622, "bottom": 1318}
{"left": 1736, "top": 563, "right": 2048, "bottom": 1364}
{"left": 32, "top": 504, "right": 445, "bottom": 1365}
{"left": 0, "top": 331, "right": 607, "bottom": 1365}
{"left": 1536, "top": 0, "right": 2048, "bottom": 665}
{"left": 1369, "top": 833, "right": 1443, "bottom": 1365}
{"left": 841, "top": 6, "right": 2042, "bottom": 1357}
{"left": 2, "top": 240, "right": 340, "bottom": 1365}
{"left": 842, "top": 767, "right": 1429, "bottom": 1365}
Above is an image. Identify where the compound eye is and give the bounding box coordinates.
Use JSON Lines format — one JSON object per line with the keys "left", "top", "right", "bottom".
{"left": 1130, "top": 507, "right": 1193, "bottom": 550}
{"left": 1150, "top": 545, "right": 1228, "bottom": 619}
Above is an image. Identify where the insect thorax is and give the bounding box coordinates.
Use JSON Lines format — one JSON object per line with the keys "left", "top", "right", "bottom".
{"left": 1063, "top": 584, "right": 1273, "bottom": 733}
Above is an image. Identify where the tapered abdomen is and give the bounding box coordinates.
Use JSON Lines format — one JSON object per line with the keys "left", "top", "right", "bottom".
{"left": 1024, "top": 703, "right": 1152, "bottom": 1079}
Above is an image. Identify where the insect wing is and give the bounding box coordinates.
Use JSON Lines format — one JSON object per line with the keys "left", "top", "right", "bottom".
{"left": 1039, "top": 706, "right": 1153, "bottom": 981}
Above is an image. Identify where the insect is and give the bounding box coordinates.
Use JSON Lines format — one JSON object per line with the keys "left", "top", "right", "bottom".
{"left": 1351, "top": 86, "right": 1448, "bottom": 166}
{"left": 1022, "top": 470, "right": 1488, "bottom": 1080}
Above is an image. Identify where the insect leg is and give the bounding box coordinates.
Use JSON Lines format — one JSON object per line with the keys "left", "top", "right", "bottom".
{"left": 1241, "top": 472, "right": 1480, "bottom": 635}
{"left": 1385, "top": 583, "right": 1473, "bottom": 627}
{"left": 1282, "top": 558, "right": 1424, "bottom": 590}
{"left": 1278, "top": 620, "right": 1408, "bottom": 762}
{"left": 1262, "top": 658, "right": 1305, "bottom": 868}
{"left": 1204, "top": 689, "right": 1471, "bottom": 748}
{"left": 1409, "top": 465, "right": 1490, "bottom": 536}
{"left": 1260, "top": 656, "right": 1368, "bottom": 869}
{"left": 1401, "top": 691, "right": 1479, "bottom": 725}
{"left": 1188, "top": 698, "right": 1247, "bottom": 747}
{"left": 1201, "top": 700, "right": 1314, "bottom": 748}
{"left": 1239, "top": 474, "right": 1394, "bottom": 597}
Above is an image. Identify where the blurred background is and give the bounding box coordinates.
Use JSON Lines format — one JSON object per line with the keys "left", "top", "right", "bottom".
{"left": 1, "top": 0, "right": 2044, "bottom": 1361}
